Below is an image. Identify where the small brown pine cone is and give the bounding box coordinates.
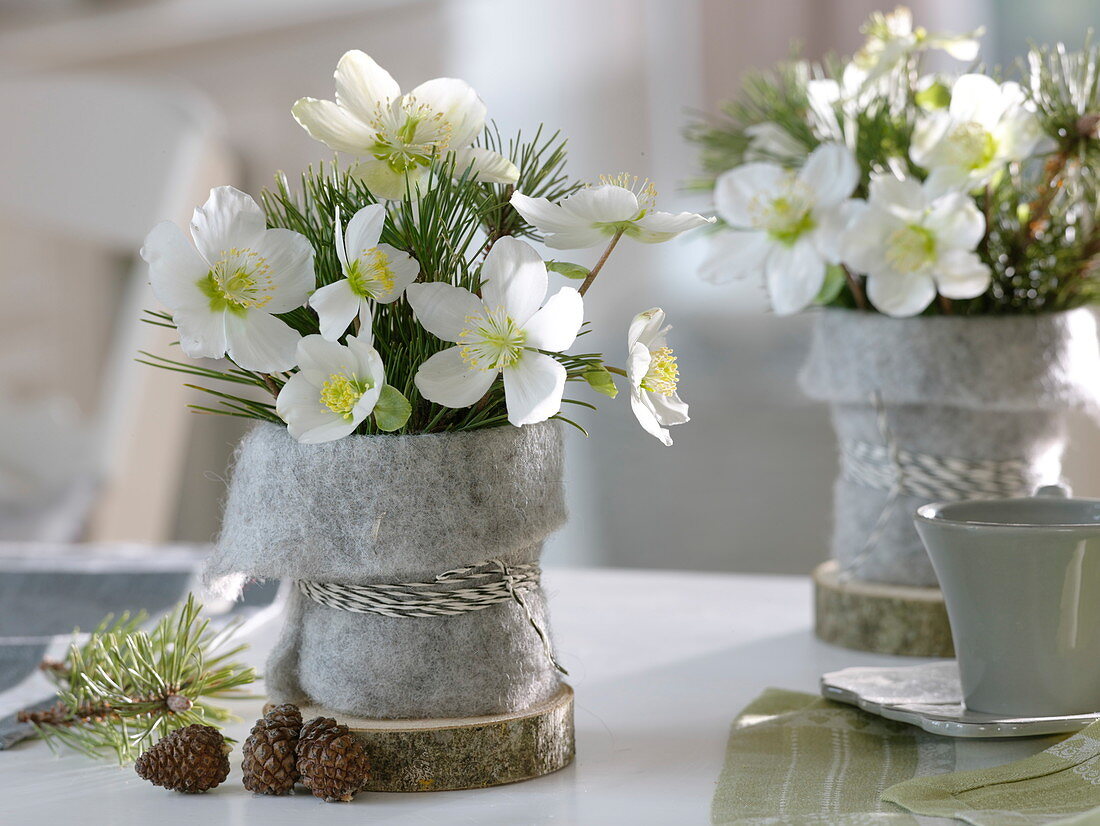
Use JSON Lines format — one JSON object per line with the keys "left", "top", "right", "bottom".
{"left": 242, "top": 704, "right": 303, "bottom": 795}
{"left": 296, "top": 717, "right": 370, "bottom": 802}
{"left": 134, "top": 724, "right": 231, "bottom": 793}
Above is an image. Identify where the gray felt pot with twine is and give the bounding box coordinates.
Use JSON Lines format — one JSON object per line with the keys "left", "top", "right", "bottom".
{"left": 205, "top": 420, "right": 566, "bottom": 719}
{"left": 799, "top": 307, "right": 1100, "bottom": 588}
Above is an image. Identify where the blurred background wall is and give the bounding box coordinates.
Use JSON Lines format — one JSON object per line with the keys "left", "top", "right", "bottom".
{"left": 0, "top": 0, "right": 1096, "bottom": 571}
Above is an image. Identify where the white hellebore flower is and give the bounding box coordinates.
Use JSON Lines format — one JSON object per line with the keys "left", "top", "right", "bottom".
{"left": 276, "top": 334, "right": 385, "bottom": 444}
{"left": 627, "top": 308, "right": 689, "bottom": 447}
{"left": 854, "top": 7, "right": 981, "bottom": 86}
{"left": 406, "top": 237, "right": 583, "bottom": 426}
{"left": 309, "top": 204, "right": 419, "bottom": 340}
{"left": 843, "top": 173, "right": 991, "bottom": 317}
{"left": 142, "top": 186, "right": 314, "bottom": 373}
{"left": 704, "top": 143, "right": 859, "bottom": 315}
{"left": 292, "top": 50, "right": 518, "bottom": 200}
{"left": 509, "top": 174, "right": 713, "bottom": 250}
{"left": 911, "top": 74, "right": 1047, "bottom": 193}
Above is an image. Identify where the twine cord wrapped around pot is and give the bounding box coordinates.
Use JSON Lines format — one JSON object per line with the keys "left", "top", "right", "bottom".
{"left": 838, "top": 392, "right": 1049, "bottom": 581}
{"left": 297, "top": 559, "right": 568, "bottom": 673}
{"left": 799, "top": 309, "right": 1100, "bottom": 587}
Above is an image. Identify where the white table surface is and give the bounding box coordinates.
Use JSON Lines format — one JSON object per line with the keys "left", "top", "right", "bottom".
{"left": 0, "top": 568, "right": 1045, "bottom": 826}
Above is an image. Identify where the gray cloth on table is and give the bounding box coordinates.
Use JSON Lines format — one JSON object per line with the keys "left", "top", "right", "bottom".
{"left": 207, "top": 420, "right": 567, "bottom": 719}
{"left": 799, "top": 308, "right": 1100, "bottom": 587}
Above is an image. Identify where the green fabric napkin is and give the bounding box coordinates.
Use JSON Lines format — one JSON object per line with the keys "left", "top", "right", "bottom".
{"left": 712, "top": 688, "right": 1100, "bottom": 825}
{"left": 885, "top": 725, "right": 1100, "bottom": 825}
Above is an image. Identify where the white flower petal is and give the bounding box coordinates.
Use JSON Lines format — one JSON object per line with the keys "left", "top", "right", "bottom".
{"left": 371, "top": 244, "right": 420, "bottom": 303}
{"left": 141, "top": 221, "right": 210, "bottom": 312}
{"left": 334, "top": 50, "right": 400, "bottom": 122}
{"left": 405, "top": 282, "right": 484, "bottom": 342}
{"left": 925, "top": 193, "right": 985, "bottom": 251}
{"left": 868, "top": 173, "right": 927, "bottom": 218}
{"left": 415, "top": 346, "right": 497, "bottom": 408}
{"left": 173, "top": 308, "right": 228, "bottom": 360}
{"left": 509, "top": 193, "right": 581, "bottom": 233}
{"left": 523, "top": 287, "right": 583, "bottom": 352}
{"left": 352, "top": 158, "right": 426, "bottom": 201}
{"left": 799, "top": 143, "right": 859, "bottom": 206}
{"left": 631, "top": 210, "right": 714, "bottom": 243}
{"left": 253, "top": 228, "right": 315, "bottom": 313}
{"left": 277, "top": 373, "right": 360, "bottom": 444}
{"left": 699, "top": 231, "right": 771, "bottom": 285}
{"left": 190, "top": 186, "right": 266, "bottom": 264}
{"left": 502, "top": 351, "right": 566, "bottom": 426}
{"left": 309, "top": 279, "right": 363, "bottom": 341}
{"left": 291, "top": 97, "right": 374, "bottom": 154}
{"left": 295, "top": 334, "right": 356, "bottom": 374}
{"left": 949, "top": 74, "right": 1004, "bottom": 128}
{"left": 480, "top": 237, "right": 547, "bottom": 324}
{"left": 866, "top": 271, "right": 938, "bottom": 317}
{"left": 910, "top": 111, "right": 953, "bottom": 169}
{"left": 408, "top": 77, "right": 486, "bottom": 147}
{"left": 815, "top": 199, "right": 866, "bottom": 264}
{"left": 627, "top": 307, "right": 666, "bottom": 353}
{"left": 936, "top": 249, "right": 991, "bottom": 299}
{"left": 343, "top": 204, "right": 386, "bottom": 261}
{"left": 626, "top": 341, "right": 652, "bottom": 387}
{"left": 764, "top": 240, "right": 827, "bottom": 316}
{"left": 559, "top": 186, "right": 640, "bottom": 224}
{"left": 630, "top": 390, "right": 672, "bottom": 446}
{"left": 347, "top": 336, "right": 387, "bottom": 390}
{"left": 714, "top": 163, "right": 787, "bottom": 227}
{"left": 543, "top": 226, "right": 611, "bottom": 250}
{"left": 650, "top": 390, "right": 690, "bottom": 426}
{"left": 224, "top": 311, "right": 300, "bottom": 372}
{"left": 452, "top": 147, "right": 519, "bottom": 184}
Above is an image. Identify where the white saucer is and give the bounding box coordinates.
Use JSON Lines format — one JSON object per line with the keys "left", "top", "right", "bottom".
{"left": 821, "top": 661, "right": 1100, "bottom": 738}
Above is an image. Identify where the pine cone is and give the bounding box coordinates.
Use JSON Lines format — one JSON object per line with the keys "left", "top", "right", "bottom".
{"left": 135, "top": 724, "right": 231, "bottom": 793}
{"left": 296, "top": 717, "right": 370, "bottom": 802}
{"left": 242, "top": 704, "right": 302, "bottom": 795}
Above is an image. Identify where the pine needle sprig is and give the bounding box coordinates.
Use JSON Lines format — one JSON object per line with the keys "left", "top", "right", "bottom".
{"left": 19, "top": 594, "right": 256, "bottom": 764}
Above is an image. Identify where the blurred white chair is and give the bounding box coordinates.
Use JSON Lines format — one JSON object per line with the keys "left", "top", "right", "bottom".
{"left": 0, "top": 75, "right": 235, "bottom": 542}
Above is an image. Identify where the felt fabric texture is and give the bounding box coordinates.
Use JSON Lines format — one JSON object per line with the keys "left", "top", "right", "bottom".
{"left": 207, "top": 421, "right": 567, "bottom": 719}
{"left": 799, "top": 309, "right": 1100, "bottom": 587}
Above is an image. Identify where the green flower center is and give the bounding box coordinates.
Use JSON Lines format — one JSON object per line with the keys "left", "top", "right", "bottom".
{"left": 885, "top": 224, "right": 937, "bottom": 274}
{"left": 641, "top": 346, "right": 679, "bottom": 396}
{"left": 370, "top": 98, "right": 453, "bottom": 174}
{"left": 459, "top": 308, "right": 527, "bottom": 371}
{"left": 751, "top": 183, "right": 817, "bottom": 246}
{"left": 346, "top": 248, "right": 396, "bottom": 298}
{"left": 198, "top": 248, "right": 273, "bottom": 315}
{"left": 319, "top": 373, "right": 371, "bottom": 419}
{"left": 945, "top": 122, "right": 997, "bottom": 171}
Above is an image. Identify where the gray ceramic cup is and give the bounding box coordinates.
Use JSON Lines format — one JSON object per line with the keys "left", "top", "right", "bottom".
{"left": 914, "top": 485, "right": 1100, "bottom": 717}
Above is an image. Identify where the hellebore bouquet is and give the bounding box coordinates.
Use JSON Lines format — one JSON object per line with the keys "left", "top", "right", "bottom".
{"left": 141, "top": 50, "right": 712, "bottom": 446}
{"left": 690, "top": 7, "right": 1099, "bottom": 317}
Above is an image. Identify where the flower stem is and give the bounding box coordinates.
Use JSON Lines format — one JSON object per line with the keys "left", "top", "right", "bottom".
{"left": 604, "top": 365, "right": 627, "bottom": 377}
{"left": 938, "top": 295, "right": 954, "bottom": 314}
{"left": 842, "top": 266, "right": 868, "bottom": 311}
{"left": 259, "top": 374, "right": 279, "bottom": 398}
{"left": 578, "top": 230, "right": 625, "bottom": 296}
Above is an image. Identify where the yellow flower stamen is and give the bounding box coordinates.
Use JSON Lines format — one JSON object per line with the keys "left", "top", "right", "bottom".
{"left": 641, "top": 346, "right": 679, "bottom": 396}
{"left": 200, "top": 248, "right": 274, "bottom": 314}
{"left": 347, "top": 247, "right": 396, "bottom": 298}
{"left": 594, "top": 172, "right": 658, "bottom": 210}
{"left": 319, "top": 373, "right": 370, "bottom": 419}
{"left": 885, "top": 224, "right": 937, "bottom": 274}
{"left": 458, "top": 308, "right": 527, "bottom": 371}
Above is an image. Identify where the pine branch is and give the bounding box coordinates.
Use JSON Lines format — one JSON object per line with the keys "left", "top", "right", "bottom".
{"left": 19, "top": 595, "right": 256, "bottom": 764}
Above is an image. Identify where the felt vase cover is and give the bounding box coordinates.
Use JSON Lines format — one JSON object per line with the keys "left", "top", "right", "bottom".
{"left": 205, "top": 421, "right": 566, "bottom": 718}
{"left": 799, "top": 308, "right": 1100, "bottom": 587}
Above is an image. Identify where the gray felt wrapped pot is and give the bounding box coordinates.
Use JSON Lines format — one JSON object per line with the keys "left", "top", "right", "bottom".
{"left": 799, "top": 308, "right": 1100, "bottom": 587}
{"left": 205, "top": 420, "right": 566, "bottom": 719}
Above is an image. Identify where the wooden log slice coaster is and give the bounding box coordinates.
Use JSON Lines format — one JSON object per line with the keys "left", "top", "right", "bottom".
{"left": 813, "top": 560, "right": 955, "bottom": 657}
{"left": 267, "top": 683, "right": 575, "bottom": 792}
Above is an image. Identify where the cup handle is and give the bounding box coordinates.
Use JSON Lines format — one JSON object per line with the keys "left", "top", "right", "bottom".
{"left": 1034, "top": 483, "right": 1072, "bottom": 498}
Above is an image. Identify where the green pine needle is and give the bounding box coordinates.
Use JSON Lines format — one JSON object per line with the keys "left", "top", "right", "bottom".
{"left": 20, "top": 594, "right": 256, "bottom": 764}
